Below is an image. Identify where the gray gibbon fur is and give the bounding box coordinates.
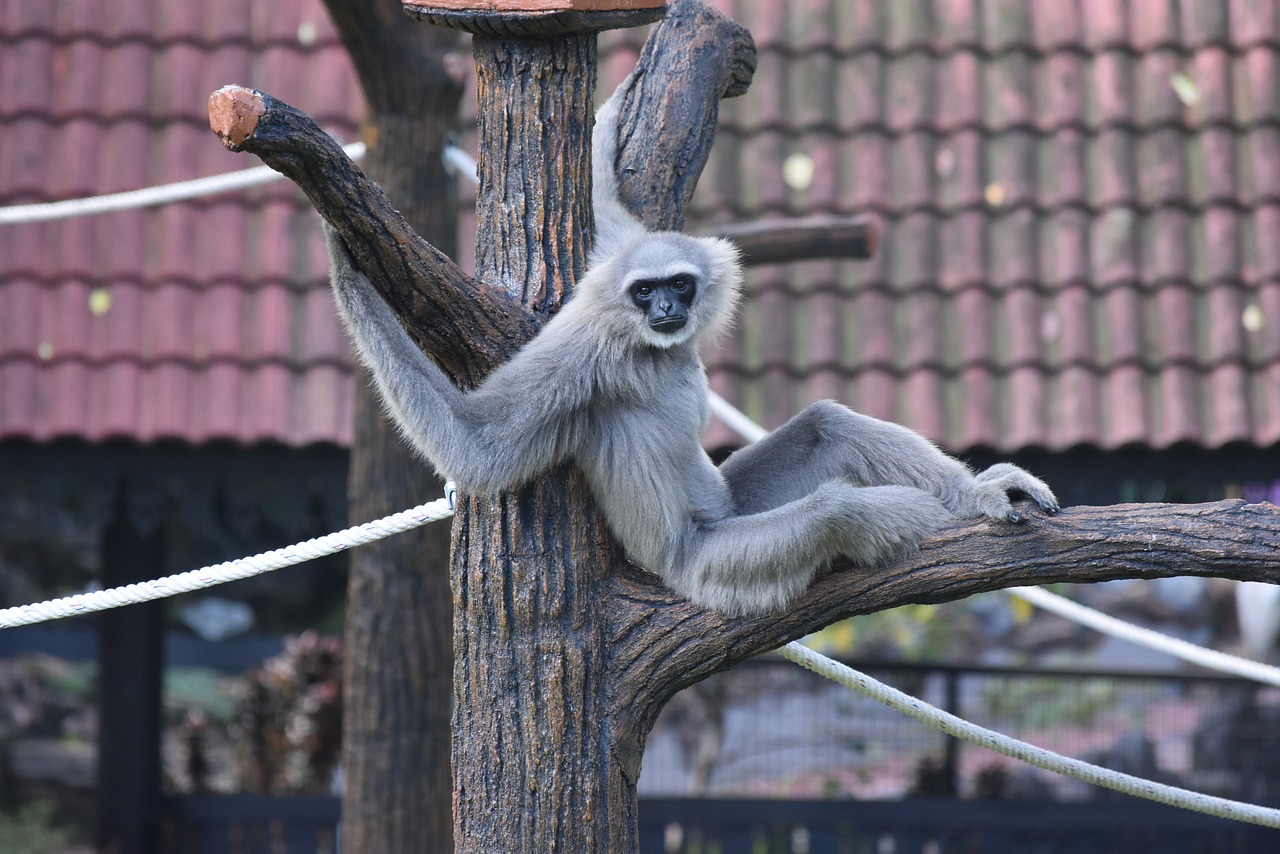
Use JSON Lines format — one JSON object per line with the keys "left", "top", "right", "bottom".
{"left": 322, "top": 90, "right": 1059, "bottom": 616}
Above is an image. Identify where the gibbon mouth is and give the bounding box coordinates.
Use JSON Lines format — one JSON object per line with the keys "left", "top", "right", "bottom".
{"left": 649, "top": 316, "right": 688, "bottom": 333}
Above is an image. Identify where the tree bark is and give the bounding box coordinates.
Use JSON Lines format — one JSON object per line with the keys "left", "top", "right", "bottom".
{"left": 317, "top": 6, "right": 465, "bottom": 852}
{"left": 448, "top": 27, "right": 619, "bottom": 853}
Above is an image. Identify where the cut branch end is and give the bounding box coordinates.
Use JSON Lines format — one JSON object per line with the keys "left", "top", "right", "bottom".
{"left": 209, "top": 85, "right": 265, "bottom": 149}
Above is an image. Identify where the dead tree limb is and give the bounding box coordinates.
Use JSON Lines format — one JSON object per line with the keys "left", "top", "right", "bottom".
{"left": 209, "top": 85, "right": 534, "bottom": 383}
{"left": 707, "top": 214, "right": 879, "bottom": 265}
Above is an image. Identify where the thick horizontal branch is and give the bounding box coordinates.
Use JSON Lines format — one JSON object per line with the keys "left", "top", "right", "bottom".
{"left": 606, "top": 499, "right": 1280, "bottom": 734}
{"left": 208, "top": 85, "right": 537, "bottom": 382}
{"left": 705, "top": 215, "right": 878, "bottom": 266}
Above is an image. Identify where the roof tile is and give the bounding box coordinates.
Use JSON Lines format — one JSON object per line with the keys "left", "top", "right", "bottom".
{"left": 983, "top": 53, "right": 1034, "bottom": 131}
{"left": 1005, "top": 366, "right": 1047, "bottom": 450}
{"left": 1054, "top": 366, "right": 1102, "bottom": 448}
{"left": 1132, "top": 0, "right": 1179, "bottom": 50}
{"left": 1035, "top": 129, "right": 1088, "bottom": 209}
{"left": 1101, "top": 286, "right": 1145, "bottom": 367}
{"left": 1247, "top": 206, "right": 1280, "bottom": 282}
{"left": 885, "top": 53, "right": 933, "bottom": 133}
{"left": 1258, "top": 363, "right": 1280, "bottom": 446}
{"left": 1038, "top": 208, "right": 1090, "bottom": 288}
{"left": 1135, "top": 129, "right": 1187, "bottom": 207}
{"left": 1230, "top": 0, "right": 1280, "bottom": 46}
{"left": 1030, "top": 0, "right": 1083, "bottom": 51}
{"left": 1187, "top": 126, "right": 1238, "bottom": 206}
{"left": 1090, "top": 207, "right": 1140, "bottom": 286}
{"left": 1190, "top": 46, "right": 1233, "bottom": 126}
{"left": 1157, "top": 364, "right": 1202, "bottom": 445}
{"left": 99, "top": 41, "right": 154, "bottom": 120}
{"left": 957, "top": 365, "right": 999, "bottom": 450}
{"left": 1241, "top": 125, "right": 1280, "bottom": 204}
{"left": 1088, "top": 128, "right": 1138, "bottom": 209}
{"left": 1181, "top": 0, "right": 1231, "bottom": 47}
{"left": 1034, "top": 52, "right": 1086, "bottom": 132}
{"left": 932, "top": 0, "right": 981, "bottom": 48}
{"left": 1237, "top": 46, "right": 1280, "bottom": 124}
{"left": 1081, "top": 0, "right": 1128, "bottom": 50}
{"left": 1143, "top": 208, "right": 1192, "bottom": 285}
{"left": 1102, "top": 364, "right": 1149, "bottom": 447}
{"left": 981, "top": 0, "right": 1033, "bottom": 52}
{"left": 1086, "top": 50, "right": 1135, "bottom": 128}
{"left": 937, "top": 209, "right": 985, "bottom": 291}
{"left": 934, "top": 51, "right": 981, "bottom": 134}
{"left": 1196, "top": 206, "right": 1243, "bottom": 286}
{"left": 935, "top": 129, "right": 984, "bottom": 213}
{"left": 985, "top": 208, "right": 1037, "bottom": 289}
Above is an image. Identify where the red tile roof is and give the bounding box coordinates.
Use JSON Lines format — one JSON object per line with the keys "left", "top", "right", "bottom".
{"left": 4, "top": 1, "right": 1280, "bottom": 455}
{"left": 0, "top": 0, "right": 362, "bottom": 445}
{"left": 693, "top": 0, "right": 1280, "bottom": 453}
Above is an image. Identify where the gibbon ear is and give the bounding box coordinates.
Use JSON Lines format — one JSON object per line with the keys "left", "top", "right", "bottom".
{"left": 702, "top": 237, "right": 743, "bottom": 291}
{"left": 690, "top": 236, "right": 743, "bottom": 343}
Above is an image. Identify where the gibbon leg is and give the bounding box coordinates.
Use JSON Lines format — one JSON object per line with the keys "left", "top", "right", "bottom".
{"left": 719, "top": 400, "right": 1056, "bottom": 520}
{"left": 669, "top": 480, "right": 952, "bottom": 616}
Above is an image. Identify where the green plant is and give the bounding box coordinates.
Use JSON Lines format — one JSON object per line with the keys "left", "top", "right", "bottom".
{"left": 0, "top": 801, "right": 75, "bottom": 854}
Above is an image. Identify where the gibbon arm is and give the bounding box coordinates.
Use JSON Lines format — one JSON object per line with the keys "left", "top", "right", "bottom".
{"left": 324, "top": 224, "right": 588, "bottom": 493}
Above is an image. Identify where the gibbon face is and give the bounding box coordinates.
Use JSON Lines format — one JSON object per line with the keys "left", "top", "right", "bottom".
{"left": 607, "top": 232, "right": 742, "bottom": 349}
{"left": 629, "top": 271, "right": 697, "bottom": 334}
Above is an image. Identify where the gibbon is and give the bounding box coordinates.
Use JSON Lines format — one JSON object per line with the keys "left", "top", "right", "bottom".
{"left": 322, "top": 89, "right": 1057, "bottom": 615}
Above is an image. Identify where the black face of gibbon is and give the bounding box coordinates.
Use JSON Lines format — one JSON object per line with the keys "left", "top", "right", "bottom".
{"left": 629, "top": 274, "right": 698, "bottom": 334}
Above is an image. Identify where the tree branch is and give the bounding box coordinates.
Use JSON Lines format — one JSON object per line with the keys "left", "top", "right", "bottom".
{"left": 208, "top": 85, "right": 536, "bottom": 383}
{"left": 607, "top": 499, "right": 1280, "bottom": 731}
{"left": 611, "top": 0, "right": 756, "bottom": 230}
{"left": 705, "top": 215, "right": 879, "bottom": 266}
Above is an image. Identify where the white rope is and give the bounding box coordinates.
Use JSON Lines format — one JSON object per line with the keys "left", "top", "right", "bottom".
{"left": 0, "top": 497, "right": 452, "bottom": 630}
{"left": 443, "top": 145, "right": 478, "bottom": 182}
{"left": 0, "top": 142, "right": 367, "bottom": 224}
{"left": 1010, "top": 585, "right": 1280, "bottom": 687}
{"left": 779, "top": 640, "right": 1280, "bottom": 828}
{"left": 708, "top": 390, "right": 769, "bottom": 442}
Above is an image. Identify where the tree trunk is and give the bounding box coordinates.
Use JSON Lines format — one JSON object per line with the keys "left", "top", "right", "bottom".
{"left": 318, "top": 5, "right": 465, "bottom": 851}
{"left": 449, "top": 27, "right": 621, "bottom": 853}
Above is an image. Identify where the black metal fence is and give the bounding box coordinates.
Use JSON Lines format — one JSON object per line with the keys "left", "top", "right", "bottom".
{"left": 639, "top": 658, "right": 1280, "bottom": 807}
{"left": 161, "top": 794, "right": 338, "bottom": 854}
{"left": 638, "top": 797, "right": 1277, "bottom": 853}
{"left": 156, "top": 794, "right": 1278, "bottom": 853}
{"left": 8, "top": 628, "right": 1280, "bottom": 851}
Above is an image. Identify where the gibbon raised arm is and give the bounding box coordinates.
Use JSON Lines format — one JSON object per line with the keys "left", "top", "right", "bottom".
{"left": 322, "top": 88, "right": 1058, "bottom": 616}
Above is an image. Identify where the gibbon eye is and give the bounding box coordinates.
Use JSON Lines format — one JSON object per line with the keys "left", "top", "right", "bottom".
{"left": 670, "top": 276, "right": 692, "bottom": 293}
{"left": 633, "top": 283, "right": 654, "bottom": 299}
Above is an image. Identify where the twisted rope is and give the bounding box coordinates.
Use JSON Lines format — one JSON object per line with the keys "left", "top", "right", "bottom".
{"left": 780, "top": 641, "right": 1280, "bottom": 828}
{"left": 1009, "top": 584, "right": 1280, "bottom": 688}
{"left": 0, "top": 142, "right": 366, "bottom": 224}
{"left": 0, "top": 498, "right": 452, "bottom": 630}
